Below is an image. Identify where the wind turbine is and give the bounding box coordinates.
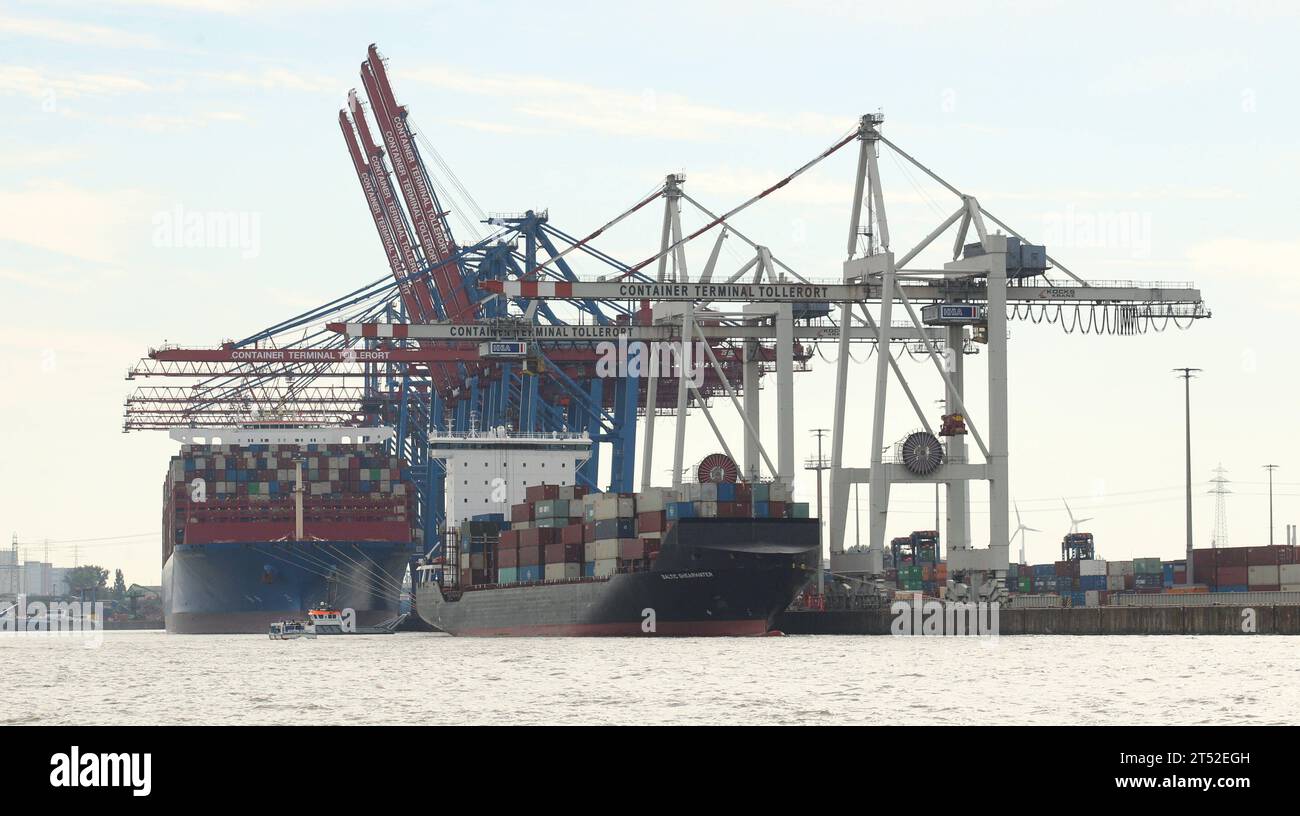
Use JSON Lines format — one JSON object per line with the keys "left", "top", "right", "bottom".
{"left": 1063, "top": 499, "right": 1093, "bottom": 534}
{"left": 1012, "top": 501, "right": 1041, "bottom": 564}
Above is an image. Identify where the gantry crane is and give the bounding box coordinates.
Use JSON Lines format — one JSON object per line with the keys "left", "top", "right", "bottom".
{"left": 124, "top": 50, "right": 1210, "bottom": 584}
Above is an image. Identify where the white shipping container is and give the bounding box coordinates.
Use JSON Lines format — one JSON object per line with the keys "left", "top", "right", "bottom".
{"left": 585, "top": 539, "right": 620, "bottom": 561}
{"left": 1280, "top": 564, "right": 1300, "bottom": 584}
{"left": 1282, "top": 584, "right": 1300, "bottom": 593}
{"left": 695, "top": 501, "right": 718, "bottom": 518}
{"left": 1007, "top": 594, "right": 1064, "bottom": 609}
{"left": 544, "top": 563, "right": 580, "bottom": 581}
{"left": 1113, "top": 590, "right": 1300, "bottom": 607}
{"left": 1085, "top": 590, "right": 1102, "bottom": 607}
{"left": 1079, "top": 559, "right": 1108, "bottom": 577}
{"left": 770, "top": 481, "right": 794, "bottom": 502}
{"left": 591, "top": 495, "right": 635, "bottom": 520}
{"left": 593, "top": 558, "right": 619, "bottom": 577}
{"left": 698, "top": 482, "right": 718, "bottom": 501}
{"left": 1248, "top": 565, "right": 1280, "bottom": 585}
{"left": 1106, "top": 560, "right": 1134, "bottom": 576}
{"left": 636, "top": 489, "right": 667, "bottom": 512}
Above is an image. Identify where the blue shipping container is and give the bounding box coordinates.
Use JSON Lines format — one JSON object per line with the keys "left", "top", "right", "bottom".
{"left": 752, "top": 501, "right": 769, "bottom": 518}
{"left": 666, "top": 502, "right": 696, "bottom": 520}
{"left": 518, "top": 565, "right": 542, "bottom": 582}
{"left": 716, "top": 482, "right": 736, "bottom": 501}
{"left": 582, "top": 562, "right": 595, "bottom": 577}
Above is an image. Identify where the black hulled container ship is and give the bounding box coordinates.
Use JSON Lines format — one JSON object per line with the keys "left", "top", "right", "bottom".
{"left": 162, "top": 424, "right": 417, "bottom": 634}
{"left": 414, "top": 432, "right": 818, "bottom": 636}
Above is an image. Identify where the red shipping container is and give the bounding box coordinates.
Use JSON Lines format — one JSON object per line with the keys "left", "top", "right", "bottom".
{"left": 1247, "top": 546, "right": 1280, "bottom": 566}
{"left": 497, "top": 547, "right": 519, "bottom": 568}
{"left": 734, "top": 482, "right": 752, "bottom": 501}
{"left": 1279, "top": 547, "right": 1298, "bottom": 565}
{"left": 543, "top": 542, "right": 566, "bottom": 563}
{"left": 525, "top": 484, "right": 560, "bottom": 502}
{"left": 619, "top": 539, "right": 647, "bottom": 560}
{"left": 519, "top": 527, "right": 540, "bottom": 547}
{"left": 517, "top": 545, "right": 541, "bottom": 567}
{"left": 561, "top": 523, "right": 584, "bottom": 546}
{"left": 545, "top": 542, "right": 583, "bottom": 563}
{"left": 1216, "top": 547, "right": 1248, "bottom": 566}
{"left": 510, "top": 503, "right": 534, "bottom": 523}
{"left": 637, "top": 510, "right": 666, "bottom": 533}
{"left": 1252, "top": 584, "right": 1281, "bottom": 592}
{"left": 1124, "top": 574, "right": 1136, "bottom": 590}
{"left": 717, "top": 501, "right": 748, "bottom": 518}
{"left": 768, "top": 501, "right": 786, "bottom": 517}
{"left": 1216, "top": 565, "right": 1248, "bottom": 586}
{"left": 583, "top": 522, "right": 598, "bottom": 541}
{"left": 500, "top": 530, "right": 519, "bottom": 548}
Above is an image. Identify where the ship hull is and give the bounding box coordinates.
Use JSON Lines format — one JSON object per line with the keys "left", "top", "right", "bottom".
{"left": 416, "top": 518, "right": 818, "bottom": 636}
{"left": 163, "top": 540, "right": 411, "bottom": 634}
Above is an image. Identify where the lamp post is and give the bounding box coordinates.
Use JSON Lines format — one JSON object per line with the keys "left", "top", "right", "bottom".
{"left": 1264, "top": 464, "right": 1279, "bottom": 546}
{"left": 1173, "top": 368, "right": 1200, "bottom": 584}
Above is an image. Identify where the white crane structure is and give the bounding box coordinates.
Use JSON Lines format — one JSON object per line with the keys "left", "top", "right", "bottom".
{"left": 452, "top": 113, "right": 1207, "bottom": 602}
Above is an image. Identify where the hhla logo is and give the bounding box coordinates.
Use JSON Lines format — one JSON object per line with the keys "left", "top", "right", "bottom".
{"left": 890, "top": 600, "right": 1000, "bottom": 638}
{"left": 50, "top": 747, "right": 151, "bottom": 797}
{"left": 594, "top": 338, "right": 705, "bottom": 386}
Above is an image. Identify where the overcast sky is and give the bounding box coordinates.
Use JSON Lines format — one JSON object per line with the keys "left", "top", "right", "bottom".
{"left": 2, "top": 0, "right": 1298, "bottom": 583}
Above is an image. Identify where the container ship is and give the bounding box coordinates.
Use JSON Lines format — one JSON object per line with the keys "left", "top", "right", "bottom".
{"left": 413, "top": 432, "right": 819, "bottom": 636}
{"left": 162, "top": 423, "right": 417, "bottom": 634}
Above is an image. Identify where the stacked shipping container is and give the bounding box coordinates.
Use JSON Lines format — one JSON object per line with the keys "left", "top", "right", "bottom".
{"left": 462, "top": 482, "right": 810, "bottom": 587}
{"left": 162, "top": 442, "right": 414, "bottom": 561}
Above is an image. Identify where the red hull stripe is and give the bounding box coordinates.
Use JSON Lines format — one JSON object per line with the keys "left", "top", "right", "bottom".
{"left": 453, "top": 619, "right": 770, "bottom": 637}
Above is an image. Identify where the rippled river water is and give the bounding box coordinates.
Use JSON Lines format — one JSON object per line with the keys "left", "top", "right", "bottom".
{"left": 3, "top": 631, "right": 1297, "bottom": 725}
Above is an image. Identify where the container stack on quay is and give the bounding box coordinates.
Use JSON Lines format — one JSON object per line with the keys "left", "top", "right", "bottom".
{"left": 1003, "top": 545, "right": 1300, "bottom": 607}
{"left": 454, "top": 482, "right": 809, "bottom": 588}
{"left": 163, "top": 442, "right": 415, "bottom": 557}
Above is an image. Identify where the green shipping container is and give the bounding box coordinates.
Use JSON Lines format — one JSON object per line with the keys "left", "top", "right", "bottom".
{"left": 1134, "top": 558, "right": 1162, "bottom": 575}
{"left": 1019, "top": 577, "right": 1031, "bottom": 593}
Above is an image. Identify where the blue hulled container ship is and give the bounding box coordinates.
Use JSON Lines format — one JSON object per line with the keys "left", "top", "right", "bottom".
{"left": 161, "top": 424, "right": 417, "bottom": 634}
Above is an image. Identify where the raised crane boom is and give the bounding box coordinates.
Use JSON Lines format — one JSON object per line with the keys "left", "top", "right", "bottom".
{"left": 360, "top": 44, "right": 473, "bottom": 323}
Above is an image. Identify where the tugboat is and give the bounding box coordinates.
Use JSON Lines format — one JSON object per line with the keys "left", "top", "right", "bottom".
{"left": 268, "top": 602, "right": 402, "bottom": 638}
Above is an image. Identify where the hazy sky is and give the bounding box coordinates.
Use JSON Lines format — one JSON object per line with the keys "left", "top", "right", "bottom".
{"left": 2, "top": 0, "right": 1298, "bottom": 583}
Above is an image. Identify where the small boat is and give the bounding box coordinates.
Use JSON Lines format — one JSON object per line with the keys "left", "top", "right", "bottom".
{"left": 268, "top": 602, "right": 401, "bottom": 638}
{"left": 268, "top": 619, "right": 314, "bottom": 639}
